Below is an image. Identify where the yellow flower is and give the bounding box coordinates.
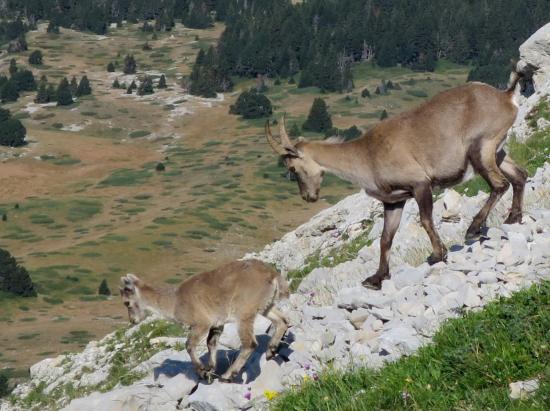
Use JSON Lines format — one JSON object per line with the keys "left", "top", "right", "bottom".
{"left": 264, "top": 390, "right": 279, "bottom": 401}
{"left": 303, "top": 375, "right": 310, "bottom": 382}
{"left": 405, "top": 377, "right": 413, "bottom": 383}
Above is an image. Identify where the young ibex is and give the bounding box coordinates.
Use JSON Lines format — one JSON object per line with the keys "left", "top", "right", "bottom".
{"left": 267, "top": 74, "right": 527, "bottom": 289}
{"left": 119, "top": 259, "right": 289, "bottom": 382}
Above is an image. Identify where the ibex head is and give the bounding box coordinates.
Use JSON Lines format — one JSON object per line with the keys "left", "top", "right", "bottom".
{"left": 119, "top": 274, "right": 146, "bottom": 324}
{"left": 265, "top": 116, "right": 324, "bottom": 202}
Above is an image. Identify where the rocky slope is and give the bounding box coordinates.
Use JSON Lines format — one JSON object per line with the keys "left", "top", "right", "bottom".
{"left": 2, "top": 22, "right": 550, "bottom": 411}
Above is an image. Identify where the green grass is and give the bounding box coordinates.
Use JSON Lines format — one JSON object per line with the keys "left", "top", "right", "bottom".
{"left": 99, "top": 168, "right": 152, "bottom": 186}
{"left": 287, "top": 221, "right": 373, "bottom": 292}
{"left": 273, "top": 281, "right": 550, "bottom": 411}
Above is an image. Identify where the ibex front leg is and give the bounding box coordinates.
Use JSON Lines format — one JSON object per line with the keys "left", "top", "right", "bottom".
{"left": 362, "top": 200, "right": 406, "bottom": 290}
{"left": 413, "top": 183, "right": 447, "bottom": 264}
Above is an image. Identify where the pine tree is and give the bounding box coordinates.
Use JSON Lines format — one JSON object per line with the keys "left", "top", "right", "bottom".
{"left": 107, "top": 61, "right": 115, "bottom": 72}
{"left": 380, "top": 109, "right": 388, "bottom": 120}
{"left": 34, "top": 82, "right": 49, "bottom": 103}
{"left": 0, "top": 118, "right": 25, "bottom": 147}
{"left": 289, "top": 123, "right": 301, "bottom": 137}
{"left": 0, "top": 248, "right": 36, "bottom": 297}
{"left": 46, "top": 21, "right": 59, "bottom": 34}
{"left": 1, "top": 80, "right": 19, "bottom": 102}
{"left": 0, "top": 108, "right": 10, "bottom": 122}
{"left": 46, "top": 83, "right": 57, "bottom": 101}
{"left": 137, "top": 76, "right": 154, "bottom": 95}
{"left": 0, "top": 372, "right": 9, "bottom": 398}
{"left": 123, "top": 55, "right": 137, "bottom": 74}
{"left": 76, "top": 75, "right": 92, "bottom": 97}
{"left": 126, "top": 80, "right": 137, "bottom": 94}
{"left": 361, "top": 88, "right": 370, "bottom": 98}
{"left": 157, "top": 74, "right": 167, "bottom": 89}
{"left": 8, "top": 58, "right": 17, "bottom": 76}
{"left": 229, "top": 89, "right": 272, "bottom": 119}
{"left": 28, "top": 50, "right": 43, "bottom": 65}
{"left": 12, "top": 70, "right": 36, "bottom": 91}
{"left": 112, "top": 78, "right": 120, "bottom": 88}
{"left": 303, "top": 98, "right": 332, "bottom": 132}
{"left": 98, "top": 279, "right": 111, "bottom": 296}
{"left": 70, "top": 76, "right": 78, "bottom": 94}
{"left": 56, "top": 77, "right": 73, "bottom": 106}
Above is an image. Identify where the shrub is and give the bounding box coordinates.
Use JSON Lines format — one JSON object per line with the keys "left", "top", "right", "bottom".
{"left": 0, "top": 248, "right": 36, "bottom": 297}
{"left": 107, "top": 61, "right": 115, "bottom": 72}
{"left": 380, "top": 109, "right": 388, "bottom": 120}
{"left": 155, "top": 162, "right": 165, "bottom": 171}
{"left": 303, "top": 98, "right": 332, "bottom": 132}
{"left": 98, "top": 279, "right": 111, "bottom": 296}
{"left": 361, "top": 88, "right": 370, "bottom": 98}
{"left": 1, "top": 214, "right": 6, "bottom": 222}
{"left": 112, "top": 78, "right": 120, "bottom": 88}
{"left": 229, "top": 89, "right": 272, "bottom": 119}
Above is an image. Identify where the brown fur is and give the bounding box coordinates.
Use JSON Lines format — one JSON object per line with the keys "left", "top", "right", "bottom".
{"left": 119, "top": 259, "right": 289, "bottom": 381}
{"left": 267, "top": 81, "right": 527, "bottom": 289}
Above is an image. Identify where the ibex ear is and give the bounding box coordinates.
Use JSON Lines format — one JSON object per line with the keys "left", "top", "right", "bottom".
{"left": 126, "top": 273, "right": 141, "bottom": 284}
{"left": 283, "top": 144, "right": 302, "bottom": 158}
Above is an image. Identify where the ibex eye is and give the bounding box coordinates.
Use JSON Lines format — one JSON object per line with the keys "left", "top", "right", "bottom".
{"left": 124, "top": 301, "right": 130, "bottom": 307}
{"left": 289, "top": 167, "right": 296, "bottom": 173}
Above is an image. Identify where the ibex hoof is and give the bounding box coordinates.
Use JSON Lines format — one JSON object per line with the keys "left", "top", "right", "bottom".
{"left": 266, "top": 347, "right": 278, "bottom": 360}
{"left": 196, "top": 366, "right": 213, "bottom": 380}
{"left": 219, "top": 373, "right": 237, "bottom": 383}
{"left": 361, "top": 275, "right": 383, "bottom": 290}
{"left": 427, "top": 252, "right": 447, "bottom": 265}
{"left": 465, "top": 227, "right": 482, "bottom": 241}
{"left": 504, "top": 213, "right": 522, "bottom": 225}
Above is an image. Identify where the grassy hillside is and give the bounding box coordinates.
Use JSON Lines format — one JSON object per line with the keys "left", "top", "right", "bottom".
{"left": 273, "top": 281, "right": 550, "bottom": 410}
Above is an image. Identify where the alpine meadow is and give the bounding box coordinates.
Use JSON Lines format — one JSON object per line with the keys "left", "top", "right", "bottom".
{"left": 0, "top": 1, "right": 549, "bottom": 410}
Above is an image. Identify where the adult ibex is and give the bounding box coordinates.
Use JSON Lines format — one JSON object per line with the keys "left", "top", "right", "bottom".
{"left": 119, "top": 259, "right": 289, "bottom": 382}
{"left": 266, "top": 74, "right": 526, "bottom": 289}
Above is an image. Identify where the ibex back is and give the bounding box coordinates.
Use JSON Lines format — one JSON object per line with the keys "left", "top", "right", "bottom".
{"left": 119, "top": 259, "right": 289, "bottom": 382}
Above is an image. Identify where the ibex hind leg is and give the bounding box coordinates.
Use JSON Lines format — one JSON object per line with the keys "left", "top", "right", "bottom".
{"left": 220, "top": 317, "right": 257, "bottom": 382}
{"left": 497, "top": 150, "right": 527, "bottom": 224}
{"left": 466, "top": 139, "right": 512, "bottom": 240}
{"left": 206, "top": 325, "right": 224, "bottom": 377}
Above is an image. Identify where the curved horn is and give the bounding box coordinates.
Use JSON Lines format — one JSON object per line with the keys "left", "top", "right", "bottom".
{"left": 279, "top": 113, "right": 293, "bottom": 147}
{"left": 265, "top": 120, "right": 287, "bottom": 155}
